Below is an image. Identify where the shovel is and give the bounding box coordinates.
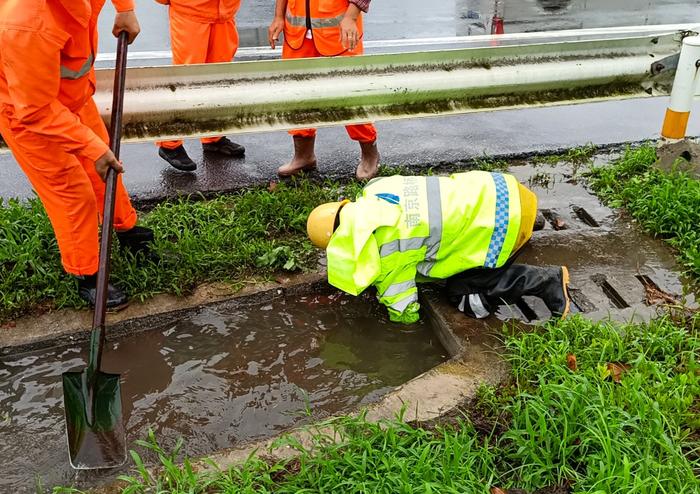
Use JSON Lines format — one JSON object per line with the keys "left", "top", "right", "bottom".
{"left": 62, "top": 31, "right": 130, "bottom": 470}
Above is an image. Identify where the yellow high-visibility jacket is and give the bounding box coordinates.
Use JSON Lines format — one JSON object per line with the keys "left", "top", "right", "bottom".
{"left": 326, "top": 171, "right": 536, "bottom": 323}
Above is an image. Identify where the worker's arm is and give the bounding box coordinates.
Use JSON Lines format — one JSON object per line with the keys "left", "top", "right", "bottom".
{"left": 111, "top": 1, "right": 140, "bottom": 44}
{"left": 376, "top": 267, "right": 421, "bottom": 324}
{"left": 0, "top": 30, "right": 122, "bottom": 180}
{"left": 339, "top": 4, "right": 362, "bottom": 51}
{"left": 268, "top": 0, "right": 288, "bottom": 49}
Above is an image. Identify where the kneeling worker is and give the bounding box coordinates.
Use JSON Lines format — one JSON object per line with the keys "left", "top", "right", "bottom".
{"left": 306, "top": 171, "right": 571, "bottom": 323}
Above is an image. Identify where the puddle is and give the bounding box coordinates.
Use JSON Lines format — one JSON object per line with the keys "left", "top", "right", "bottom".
{"left": 0, "top": 292, "right": 446, "bottom": 492}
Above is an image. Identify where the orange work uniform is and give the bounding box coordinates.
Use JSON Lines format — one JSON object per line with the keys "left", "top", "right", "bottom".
{"left": 156, "top": 0, "right": 241, "bottom": 150}
{"left": 283, "top": 0, "right": 377, "bottom": 143}
{"left": 0, "top": 0, "right": 138, "bottom": 276}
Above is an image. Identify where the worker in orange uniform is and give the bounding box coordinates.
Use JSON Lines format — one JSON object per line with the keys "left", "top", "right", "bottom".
{"left": 155, "top": 0, "right": 246, "bottom": 172}
{"left": 0, "top": 0, "right": 154, "bottom": 309}
{"left": 268, "top": 0, "right": 380, "bottom": 180}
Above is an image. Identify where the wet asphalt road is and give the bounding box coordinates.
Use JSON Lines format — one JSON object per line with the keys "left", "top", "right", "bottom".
{"left": 1, "top": 0, "right": 699, "bottom": 202}
{"left": 2, "top": 97, "right": 698, "bottom": 203}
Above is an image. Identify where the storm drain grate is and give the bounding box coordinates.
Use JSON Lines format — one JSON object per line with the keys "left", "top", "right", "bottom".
{"left": 572, "top": 206, "right": 600, "bottom": 228}
{"left": 592, "top": 274, "right": 630, "bottom": 309}
{"left": 515, "top": 298, "right": 539, "bottom": 322}
{"left": 568, "top": 288, "right": 595, "bottom": 313}
{"left": 635, "top": 274, "right": 679, "bottom": 306}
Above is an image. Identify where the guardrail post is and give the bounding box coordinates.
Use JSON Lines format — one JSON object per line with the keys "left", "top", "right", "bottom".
{"left": 661, "top": 34, "right": 700, "bottom": 140}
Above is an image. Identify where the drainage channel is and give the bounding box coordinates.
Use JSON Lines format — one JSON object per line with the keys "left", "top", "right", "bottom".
{"left": 0, "top": 292, "right": 446, "bottom": 492}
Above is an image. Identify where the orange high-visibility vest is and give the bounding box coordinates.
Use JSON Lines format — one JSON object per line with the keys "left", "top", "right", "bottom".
{"left": 284, "top": 0, "right": 363, "bottom": 57}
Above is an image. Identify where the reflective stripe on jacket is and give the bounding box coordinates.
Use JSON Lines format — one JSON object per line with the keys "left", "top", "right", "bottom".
{"left": 284, "top": 0, "right": 362, "bottom": 56}
{"left": 0, "top": 0, "right": 133, "bottom": 162}
{"left": 326, "top": 171, "right": 528, "bottom": 323}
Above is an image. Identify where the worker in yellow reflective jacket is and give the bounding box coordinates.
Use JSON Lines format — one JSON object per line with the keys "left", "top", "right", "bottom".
{"left": 306, "top": 171, "right": 571, "bottom": 324}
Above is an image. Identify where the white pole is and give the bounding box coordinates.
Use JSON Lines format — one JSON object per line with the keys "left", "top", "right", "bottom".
{"left": 661, "top": 34, "right": 700, "bottom": 140}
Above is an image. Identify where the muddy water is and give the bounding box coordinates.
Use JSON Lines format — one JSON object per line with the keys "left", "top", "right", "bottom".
{"left": 0, "top": 293, "right": 445, "bottom": 492}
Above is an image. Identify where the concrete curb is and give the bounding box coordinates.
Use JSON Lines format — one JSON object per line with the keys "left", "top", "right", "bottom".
{"left": 0, "top": 271, "right": 326, "bottom": 356}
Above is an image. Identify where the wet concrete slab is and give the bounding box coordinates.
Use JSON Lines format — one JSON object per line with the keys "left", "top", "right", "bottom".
{"left": 512, "top": 161, "right": 697, "bottom": 320}
{"left": 1, "top": 97, "right": 699, "bottom": 203}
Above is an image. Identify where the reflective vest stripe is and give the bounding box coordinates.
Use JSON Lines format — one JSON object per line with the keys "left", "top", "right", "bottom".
{"left": 458, "top": 294, "right": 490, "bottom": 319}
{"left": 417, "top": 176, "right": 443, "bottom": 276}
{"left": 390, "top": 292, "right": 418, "bottom": 313}
{"left": 286, "top": 12, "right": 345, "bottom": 29}
{"left": 379, "top": 237, "right": 426, "bottom": 257}
{"left": 60, "top": 54, "right": 94, "bottom": 80}
{"left": 381, "top": 279, "right": 416, "bottom": 297}
{"left": 484, "top": 173, "right": 510, "bottom": 268}
{"left": 470, "top": 294, "right": 490, "bottom": 318}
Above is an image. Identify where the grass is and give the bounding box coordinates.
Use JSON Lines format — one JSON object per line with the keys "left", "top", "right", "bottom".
{"left": 0, "top": 178, "right": 362, "bottom": 322}
{"left": 587, "top": 144, "right": 700, "bottom": 277}
{"left": 533, "top": 144, "right": 598, "bottom": 166}
{"left": 53, "top": 315, "right": 700, "bottom": 494}
{"left": 0, "top": 158, "right": 525, "bottom": 322}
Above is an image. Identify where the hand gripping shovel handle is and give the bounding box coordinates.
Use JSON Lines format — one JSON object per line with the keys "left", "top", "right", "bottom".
{"left": 88, "top": 32, "right": 129, "bottom": 377}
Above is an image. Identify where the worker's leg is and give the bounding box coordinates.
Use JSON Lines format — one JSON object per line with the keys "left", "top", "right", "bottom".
{"left": 198, "top": 20, "right": 246, "bottom": 156}
{"left": 277, "top": 38, "right": 320, "bottom": 176}
{"left": 77, "top": 100, "right": 156, "bottom": 262}
{"left": 446, "top": 264, "right": 571, "bottom": 318}
{"left": 339, "top": 44, "right": 379, "bottom": 180}
{"left": 156, "top": 10, "right": 212, "bottom": 170}
{"left": 77, "top": 99, "right": 138, "bottom": 233}
{"left": 347, "top": 124, "right": 379, "bottom": 180}
{"left": 0, "top": 114, "right": 101, "bottom": 276}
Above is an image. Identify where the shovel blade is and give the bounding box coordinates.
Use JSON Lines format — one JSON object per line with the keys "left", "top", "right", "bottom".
{"left": 62, "top": 370, "right": 126, "bottom": 469}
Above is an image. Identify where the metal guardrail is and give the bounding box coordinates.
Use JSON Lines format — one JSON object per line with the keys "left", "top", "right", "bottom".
{"left": 1, "top": 25, "right": 699, "bottom": 149}
{"left": 97, "top": 25, "right": 697, "bottom": 143}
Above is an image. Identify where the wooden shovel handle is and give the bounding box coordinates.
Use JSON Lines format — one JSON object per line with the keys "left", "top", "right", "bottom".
{"left": 90, "top": 32, "right": 129, "bottom": 370}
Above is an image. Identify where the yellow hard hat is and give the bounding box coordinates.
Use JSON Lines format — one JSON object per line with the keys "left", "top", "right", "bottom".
{"left": 307, "top": 200, "right": 349, "bottom": 249}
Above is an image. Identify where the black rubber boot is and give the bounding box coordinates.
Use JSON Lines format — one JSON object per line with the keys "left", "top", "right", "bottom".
{"left": 76, "top": 275, "right": 128, "bottom": 309}
{"left": 116, "top": 225, "right": 158, "bottom": 263}
{"left": 202, "top": 136, "right": 245, "bottom": 157}
{"left": 447, "top": 264, "right": 571, "bottom": 319}
{"left": 159, "top": 145, "right": 196, "bottom": 171}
